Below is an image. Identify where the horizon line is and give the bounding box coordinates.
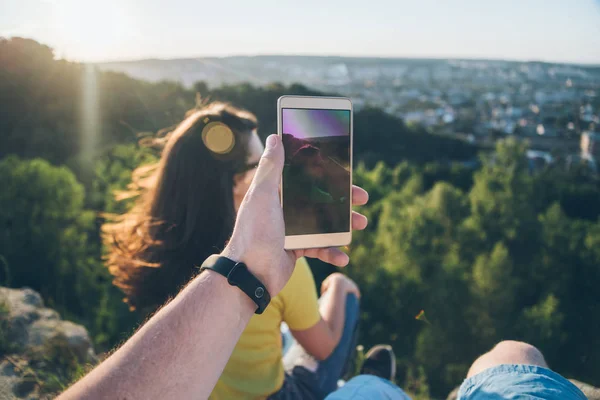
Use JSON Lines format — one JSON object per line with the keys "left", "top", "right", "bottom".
{"left": 86, "top": 53, "right": 600, "bottom": 68}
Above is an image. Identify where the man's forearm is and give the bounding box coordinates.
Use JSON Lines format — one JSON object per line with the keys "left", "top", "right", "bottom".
{"left": 59, "top": 270, "right": 256, "bottom": 400}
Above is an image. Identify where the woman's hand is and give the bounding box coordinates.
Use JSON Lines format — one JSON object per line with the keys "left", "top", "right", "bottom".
{"left": 222, "top": 134, "right": 368, "bottom": 297}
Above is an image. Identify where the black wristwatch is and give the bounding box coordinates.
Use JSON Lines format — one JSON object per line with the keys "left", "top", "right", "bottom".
{"left": 200, "top": 255, "right": 271, "bottom": 314}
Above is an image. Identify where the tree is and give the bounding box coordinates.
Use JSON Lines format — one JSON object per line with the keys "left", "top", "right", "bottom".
{"left": 0, "top": 156, "right": 132, "bottom": 348}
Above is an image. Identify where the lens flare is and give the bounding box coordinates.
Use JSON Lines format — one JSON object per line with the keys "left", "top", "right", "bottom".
{"left": 81, "top": 64, "right": 100, "bottom": 162}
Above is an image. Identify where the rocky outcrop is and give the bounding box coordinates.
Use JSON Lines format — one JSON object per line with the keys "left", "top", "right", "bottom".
{"left": 0, "top": 286, "right": 97, "bottom": 399}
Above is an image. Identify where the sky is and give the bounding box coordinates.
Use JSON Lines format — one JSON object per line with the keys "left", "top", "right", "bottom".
{"left": 1, "top": 0, "right": 599, "bottom": 64}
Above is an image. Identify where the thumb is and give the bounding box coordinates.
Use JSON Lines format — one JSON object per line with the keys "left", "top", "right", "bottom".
{"left": 252, "top": 134, "right": 284, "bottom": 191}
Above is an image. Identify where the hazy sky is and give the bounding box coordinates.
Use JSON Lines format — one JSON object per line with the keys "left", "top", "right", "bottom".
{"left": 1, "top": 0, "right": 599, "bottom": 64}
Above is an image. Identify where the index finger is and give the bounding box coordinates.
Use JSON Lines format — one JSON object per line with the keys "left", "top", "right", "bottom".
{"left": 301, "top": 247, "right": 350, "bottom": 267}
{"left": 351, "top": 185, "right": 369, "bottom": 206}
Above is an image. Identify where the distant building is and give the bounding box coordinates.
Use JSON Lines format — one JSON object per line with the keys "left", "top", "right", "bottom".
{"left": 566, "top": 154, "right": 597, "bottom": 174}
{"left": 398, "top": 88, "right": 422, "bottom": 100}
{"left": 536, "top": 124, "right": 559, "bottom": 137}
{"left": 581, "top": 131, "right": 600, "bottom": 159}
{"left": 527, "top": 150, "right": 553, "bottom": 172}
{"left": 326, "top": 63, "right": 351, "bottom": 86}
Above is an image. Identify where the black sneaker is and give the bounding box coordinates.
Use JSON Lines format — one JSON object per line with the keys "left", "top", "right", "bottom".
{"left": 360, "top": 344, "right": 396, "bottom": 381}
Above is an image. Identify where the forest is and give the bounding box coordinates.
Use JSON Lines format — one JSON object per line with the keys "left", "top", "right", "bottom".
{"left": 1, "top": 37, "right": 599, "bottom": 398}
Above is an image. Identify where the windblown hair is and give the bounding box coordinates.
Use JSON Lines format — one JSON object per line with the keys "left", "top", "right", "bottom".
{"left": 103, "top": 102, "right": 258, "bottom": 313}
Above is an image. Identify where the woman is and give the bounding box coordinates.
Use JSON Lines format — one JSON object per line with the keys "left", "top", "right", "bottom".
{"left": 104, "top": 102, "right": 263, "bottom": 313}
{"left": 104, "top": 101, "right": 360, "bottom": 399}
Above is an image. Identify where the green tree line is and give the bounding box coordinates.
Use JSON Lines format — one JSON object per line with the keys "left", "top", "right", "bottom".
{"left": 349, "top": 140, "right": 600, "bottom": 396}
{"left": 1, "top": 38, "right": 599, "bottom": 397}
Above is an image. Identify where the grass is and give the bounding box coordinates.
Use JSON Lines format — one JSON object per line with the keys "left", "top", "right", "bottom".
{"left": 0, "top": 294, "right": 11, "bottom": 355}
{"left": 2, "top": 326, "right": 96, "bottom": 397}
{"left": 28, "top": 333, "right": 96, "bottom": 395}
{"left": 404, "top": 365, "right": 432, "bottom": 400}
{"left": 344, "top": 344, "right": 434, "bottom": 400}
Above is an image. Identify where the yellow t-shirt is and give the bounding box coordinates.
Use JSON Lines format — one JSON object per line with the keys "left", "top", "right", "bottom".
{"left": 210, "top": 258, "right": 321, "bottom": 400}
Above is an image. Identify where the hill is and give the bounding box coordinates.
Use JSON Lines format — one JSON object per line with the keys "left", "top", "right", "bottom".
{"left": 96, "top": 55, "right": 600, "bottom": 90}
{"left": 0, "top": 37, "right": 478, "bottom": 175}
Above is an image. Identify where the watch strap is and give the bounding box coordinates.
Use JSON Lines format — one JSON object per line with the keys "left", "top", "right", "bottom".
{"left": 200, "top": 255, "right": 271, "bottom": 314}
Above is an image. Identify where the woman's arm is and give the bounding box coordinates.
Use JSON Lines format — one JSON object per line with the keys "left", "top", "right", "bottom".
{"left": 291, "top": 273, "right": 360, "bottom": 360}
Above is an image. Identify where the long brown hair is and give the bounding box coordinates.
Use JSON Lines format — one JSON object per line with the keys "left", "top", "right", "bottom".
{"left": 104, "top": 102, "right": 258, "bottom": 313}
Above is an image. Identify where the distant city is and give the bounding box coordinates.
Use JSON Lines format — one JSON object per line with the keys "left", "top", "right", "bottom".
{"left": 97, "top": 56, "right": 600, "bottom": 172}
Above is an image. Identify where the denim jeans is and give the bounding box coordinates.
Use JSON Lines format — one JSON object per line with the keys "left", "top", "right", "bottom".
{"left": 457, "top": 364, "right": 587, "bottom": 400}
{"left": 325, "top": 365, "right": 587, "bottom": 400}
{"left": 268, "top": 293, "right": 360, "bottom": 400}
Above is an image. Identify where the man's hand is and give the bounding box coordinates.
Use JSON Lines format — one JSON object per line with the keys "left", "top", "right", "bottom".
{"left": 223, "top": 134, "right": 369, "bottom": 296}
{"left": 321, "top": 272, "right": 361, "bottom": 299}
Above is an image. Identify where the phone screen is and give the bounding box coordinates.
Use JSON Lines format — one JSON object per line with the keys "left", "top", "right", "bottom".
{"left": 281, "top": 108, "right": 351, "bottom": 236}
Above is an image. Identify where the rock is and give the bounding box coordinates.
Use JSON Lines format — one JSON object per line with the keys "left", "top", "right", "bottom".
{"left": 28, "top": 319, "right": 96, "bottom": 363}
{"left": 0, "top": 361, "right": 21, "bottom": 400}
{"left": 447, "top": 378, "right": 600, "bottom": 400}
{"left": 0, "top": 286, "right": 98, "bottom": 399}
{"left": 13, "top": 377, "right": 36, "bottom": 398}
{"left": 0, "top": 286, "right": 96, "bottom": 363}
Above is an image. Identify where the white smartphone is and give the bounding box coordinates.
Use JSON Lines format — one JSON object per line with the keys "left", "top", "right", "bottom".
{"left": 277, "top": 95, "right": 353, "bottom": 250}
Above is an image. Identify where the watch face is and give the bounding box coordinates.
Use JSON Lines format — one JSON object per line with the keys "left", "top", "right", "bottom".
{"left": 254, "top": 287, "right": 265, "bottom": 299}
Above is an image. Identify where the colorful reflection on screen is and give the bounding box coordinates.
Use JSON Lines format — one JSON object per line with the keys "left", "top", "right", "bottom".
{"left": 281, "top": 108, "right": 351, "bottom": 236}
{"left": 282, "top": 109, "right": 350, "bottom": 139}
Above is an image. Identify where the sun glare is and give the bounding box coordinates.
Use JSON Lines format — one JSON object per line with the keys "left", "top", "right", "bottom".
{"left": 81, "top": 64, "right": 100, "bottom": 163}
{"left": 51, "top": 1, "right": 135, "bottom": 61}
